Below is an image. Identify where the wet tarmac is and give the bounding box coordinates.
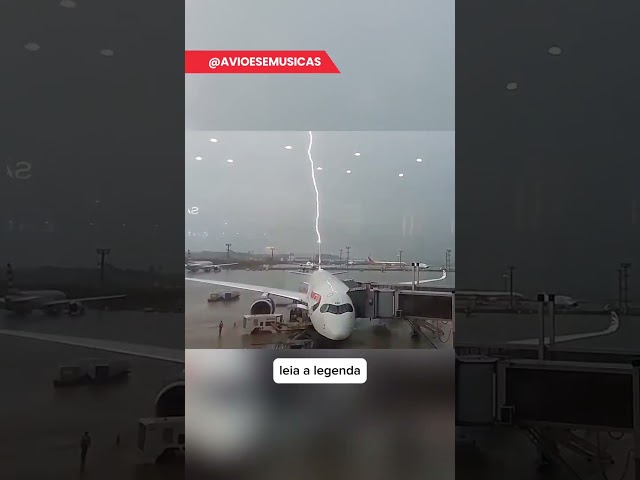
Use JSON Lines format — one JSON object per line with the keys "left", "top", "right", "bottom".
{"left": 0, "top": 310, "right": 184, "bottom": 479}
{"left": 185, "top": 269, "right": 455, "bottom": 349}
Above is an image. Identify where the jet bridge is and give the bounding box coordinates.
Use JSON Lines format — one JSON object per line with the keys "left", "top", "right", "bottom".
{"left": 347, "top": 284, "right": 454, "bottom": 342}
{"left": 347, "top": 284, "right": 454, "bottom": 319}
{"left": 456, "top": 356, "right": 640, "bottom": 478}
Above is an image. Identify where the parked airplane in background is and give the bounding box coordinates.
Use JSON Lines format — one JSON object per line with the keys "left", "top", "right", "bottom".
{"left": 1, "top": 264, "right": 126, "bottom": 316}
{"left": 367, "top": 256, "right": 431, "bottom": 269}
{"left": 186, "top": 267, "right": 447, "bottom": 341}
{"left": 185, "top": 251, "right": 238, "bottom": 273}
{"left": 1, "top": 290, "right": 127, "bottom": 316}
{"left": 554, "top": 295, "right": 579, "bottom": 308}
{"left": 185, "top": 260, "right": 238, "bottom": 273}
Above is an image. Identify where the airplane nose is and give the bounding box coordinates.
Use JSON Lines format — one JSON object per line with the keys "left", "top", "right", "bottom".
{"left": 328, "top": 313, "right": 355, "bottom": 340}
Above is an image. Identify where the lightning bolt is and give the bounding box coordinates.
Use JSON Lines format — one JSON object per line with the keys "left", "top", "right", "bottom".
{"left": 307, "top": 131, "right": 322, "bottom": 266}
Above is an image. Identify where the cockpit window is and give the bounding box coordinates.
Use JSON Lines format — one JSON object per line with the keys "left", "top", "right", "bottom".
{"left": 319, "top": 304, "right": 353, "bottom": 314}
{"left": 338, "top": 304, "right": 354, "bottom": 314}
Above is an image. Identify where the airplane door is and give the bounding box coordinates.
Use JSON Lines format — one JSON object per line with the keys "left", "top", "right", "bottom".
{"left": 374, "top": 289, "right": 395, "bottom": 318}
{"left": 347, "top": 287, "right": 367, "bottom": 318}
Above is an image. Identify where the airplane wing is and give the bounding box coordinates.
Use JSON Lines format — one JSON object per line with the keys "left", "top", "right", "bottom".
{"left": 393, "top": 270, "right": 447, "bottom": 285}
{"left": 287, "top": 270, "right": 348, "bottom": 276}
{"left": 215, "top": 263, "right": 238, "bottom": 267}
{"left": 0, "top": 329, "right": 184, "bottom": 363}
{"left": 40, "top": 294, "right": 127, "bottom": 307}
{"left": 185, "top": 277, "right": 305, "bottom": 302}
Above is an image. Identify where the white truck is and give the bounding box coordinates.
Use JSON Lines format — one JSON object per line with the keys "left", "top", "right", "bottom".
{"left": 137, "top": 416, "right": 185, "bottom": 464}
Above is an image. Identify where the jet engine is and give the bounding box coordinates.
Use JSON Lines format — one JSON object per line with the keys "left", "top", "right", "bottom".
{"left": 67, "top": 301, "right": 86, "bottom": 316}
{"left": 250, "top": 297, "right": 276, "bottom": 315}
{"left": 155, "top": 380, "right": 185, "bottom": 417}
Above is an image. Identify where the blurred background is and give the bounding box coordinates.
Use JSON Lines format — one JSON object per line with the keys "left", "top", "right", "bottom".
{"left": 186, "top": 349, "right": 454, "bottom": 480}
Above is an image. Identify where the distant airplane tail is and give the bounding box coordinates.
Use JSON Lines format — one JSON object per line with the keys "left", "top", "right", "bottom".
{"left": 367, "top": 256, "right": 375, "bottom": 264}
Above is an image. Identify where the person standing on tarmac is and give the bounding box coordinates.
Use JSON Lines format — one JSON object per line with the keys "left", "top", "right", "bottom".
{"left": 80, "top": 431, "right": 91, "bottom": 472}
{"left": 218, "top": 321, "right": 223, "bottom": 337}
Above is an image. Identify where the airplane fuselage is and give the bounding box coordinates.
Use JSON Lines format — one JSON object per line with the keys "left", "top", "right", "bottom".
{"left": 304, "top": 269, "right": 356, "bottom": 340}
{"left": 367, "top": 257, "right": 406, "bottom": 267}
{"left": 186, "top": 262, "right": 221, "bottom": 273}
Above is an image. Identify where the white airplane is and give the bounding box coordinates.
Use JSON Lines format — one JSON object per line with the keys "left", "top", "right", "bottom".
{"left": 185, "top": 267, "right": 447, "bottom": 341}
{"left": 185, "top": 260, "right": 238, "bottom": 273}
{"left": 1, "top": 264, "right": 126, "bottom": 316}
{"left": 1, "top": 290, "right": 127, "bottom": 316}
{"left": 367, "top": 256, "right": 408, "bottom": 267}
{"left": 554, "top": 295, "right": 579, "bottom": 308}
{"left": 185, "top": 250, "right": 238, "bottom": 273}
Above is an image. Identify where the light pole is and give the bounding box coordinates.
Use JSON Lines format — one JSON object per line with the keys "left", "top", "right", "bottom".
{"left": 96, "top": 248, "right": 111, "bottom": 284}
{"left": 346, "top": 246, "right": 351, "bottom": 270}
{"left": 621, "top": 262, "right": 631, "bottom": 313}
{"left": 225, "top": 243, "right": 232, "bottom": 259}
{"left": 508, "top": 265, "right": 515, "bottom": 311}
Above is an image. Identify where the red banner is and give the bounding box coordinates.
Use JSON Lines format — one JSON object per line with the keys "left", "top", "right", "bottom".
{"left": 185, "top": 50, "right": 340, "bottom": 74}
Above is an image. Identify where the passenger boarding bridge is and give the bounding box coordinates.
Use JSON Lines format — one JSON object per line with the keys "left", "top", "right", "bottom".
{"left": 345, "top": 280, "right": 454, "bottom": 344}
{"left": 457, "top": 294, "right": 640, "bottom": 478}
{"left": 457, "top": 356, "right": 640, "bottom": 479}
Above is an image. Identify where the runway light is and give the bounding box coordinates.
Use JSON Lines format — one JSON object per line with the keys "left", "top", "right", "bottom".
{"left": 24, "top": 43, "right": 40, "bottom": 52}
{"left": 346, "top": 170, "right": 352, "bottom": 174}
{"left": 416, "top": 158, "right": 423, "bottom": 163}
{"left": 210, "top": 138, "right": 218, "bottom": 143}
{"left": 285, "top": 145, "right": 292, "bottom": 150}
{"left": 59, "top": 0, "right": 77, "bottom": 8}
{"left": 354, "top": 152, "right": 361, "bottom": 157}
{"left": 316, "top": 166, "right": 323, "bottom": 171}
{"left": 227, "top": 159, "right": 234, "bottom": 163}
{"left": 398, "top": 173, "right": 404, "bottom": 177}
{"left": 100, "top": 49, "right": 115, "bottom": 57}
{"left": 195, "top": 156, "right": 202, "bottom": 160}
{"left": 506, "top": 82, "right": 518, "bottom": 91}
